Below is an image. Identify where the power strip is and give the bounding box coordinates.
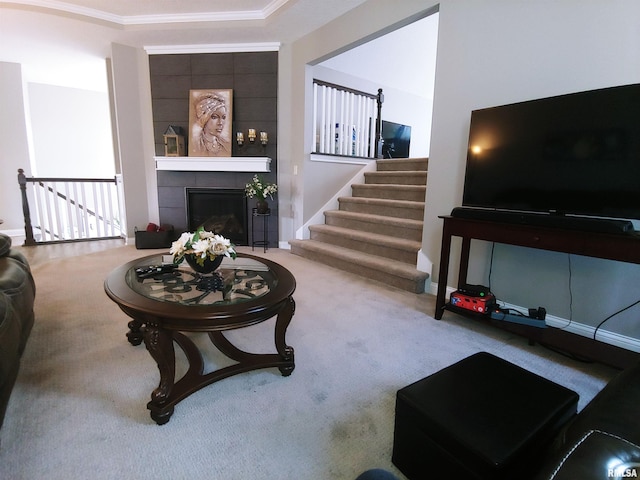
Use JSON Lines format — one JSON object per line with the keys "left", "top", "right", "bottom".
{"left": 490, "top": 310, "right": 547, "bottom": 328}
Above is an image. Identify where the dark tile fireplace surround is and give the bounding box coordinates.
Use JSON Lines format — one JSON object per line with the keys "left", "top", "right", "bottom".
{"left": 150, "top": 51, "right": 278, "bottom": 247}
{"left": 157, "top": 170, "right": 277, "bottom": 247}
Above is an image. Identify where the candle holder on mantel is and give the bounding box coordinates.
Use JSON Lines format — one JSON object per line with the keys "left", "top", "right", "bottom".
{"left": 236, "top": 129, "right": 268, "bottom": 154}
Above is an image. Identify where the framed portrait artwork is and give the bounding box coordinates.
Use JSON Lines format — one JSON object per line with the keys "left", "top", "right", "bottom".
{"left": 188, "top": 89, "right": 233, "bottom": 157}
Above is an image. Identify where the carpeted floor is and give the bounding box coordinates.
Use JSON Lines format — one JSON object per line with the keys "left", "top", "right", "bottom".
{"left": 0, "top": 245, "right": 618, "bottom": 479}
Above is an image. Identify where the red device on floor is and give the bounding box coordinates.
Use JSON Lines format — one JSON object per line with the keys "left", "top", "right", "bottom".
{"left": 450, "top": 290, "right": 496, "bottom": 314}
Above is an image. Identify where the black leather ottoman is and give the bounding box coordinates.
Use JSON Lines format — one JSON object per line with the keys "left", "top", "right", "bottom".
{"left": 392, "top": 352, "right": 579, "bottom": 480}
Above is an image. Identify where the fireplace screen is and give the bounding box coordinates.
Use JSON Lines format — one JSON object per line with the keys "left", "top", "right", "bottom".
{"left": 186, "top": 188, "right": 248, "bottom": 246}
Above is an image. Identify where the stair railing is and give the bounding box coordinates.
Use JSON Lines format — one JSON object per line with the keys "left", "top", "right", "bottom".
{"left": 312, "top": 80, "right": 383, "bottom": 158}
{"left": 17, "top": 168, "right": 125, "bottom": 245}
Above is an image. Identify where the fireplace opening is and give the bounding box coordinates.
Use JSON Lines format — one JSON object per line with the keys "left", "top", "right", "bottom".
{"left": 186, "top": 188, "right": 248, "bottom": 245}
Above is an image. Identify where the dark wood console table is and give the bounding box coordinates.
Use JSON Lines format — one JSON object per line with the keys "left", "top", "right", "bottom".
{"left": 435, "top": 215, "right": 640, "bottom": 369}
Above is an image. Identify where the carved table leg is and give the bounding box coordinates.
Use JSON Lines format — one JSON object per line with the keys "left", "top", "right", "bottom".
{"left": 126, "top": 318, "right": 144, "bottom": 346}
{"left": 275, "top": 296, "right": 295, "bottom": 376}
{"left": 143, "top": 323, "right": 176, "bottom": 425}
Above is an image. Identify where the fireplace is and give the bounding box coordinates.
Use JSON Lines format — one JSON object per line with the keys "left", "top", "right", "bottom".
{"left": 186, "top": 188, "right": 248, "bottom": 246}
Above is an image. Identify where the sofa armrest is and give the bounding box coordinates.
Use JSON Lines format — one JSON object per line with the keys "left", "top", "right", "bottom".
{"left": 563, "top": 359, "right": 640, "bottom": 446}
{"left": 542, "top": 430, "right": 640, "bottom": 480}
{"left": 534, "top": 360, "right": 640, "bottom": 480}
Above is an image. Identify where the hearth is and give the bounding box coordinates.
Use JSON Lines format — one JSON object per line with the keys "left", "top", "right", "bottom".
{"left": 186, "top": 188, "right": 248, "bottom": 245}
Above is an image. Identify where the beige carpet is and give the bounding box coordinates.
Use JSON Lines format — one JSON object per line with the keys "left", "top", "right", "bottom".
{"left": 0, "top": 245, "right": 618, "bottom": 479}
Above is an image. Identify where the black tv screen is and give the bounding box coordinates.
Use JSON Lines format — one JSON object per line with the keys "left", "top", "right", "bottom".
{"left": 462, "top": 83, "right": 640, "bottom": 221}
{"left": 382, "top": 120, "right": 411, "bottom": 158}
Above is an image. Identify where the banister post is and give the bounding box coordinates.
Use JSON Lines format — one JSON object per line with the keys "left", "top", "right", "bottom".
{"left": 17, "top": 169, "right": 37, "bottom": 246}
{"left": 375, "top": 88, "right": 384, "bottom": 158}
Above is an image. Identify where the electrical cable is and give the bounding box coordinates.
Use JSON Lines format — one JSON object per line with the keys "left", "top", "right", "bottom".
{"left": 593, "top": 299, "right": 640, "bottom": 341}
{"left": 567, "top": 253, "right": 573, "bottom": 323}
{"left": 488, "top": 242, "right": 495, "bottom": 292}
{"left": 555, "top": 253, "right": 574, "bottom": 330}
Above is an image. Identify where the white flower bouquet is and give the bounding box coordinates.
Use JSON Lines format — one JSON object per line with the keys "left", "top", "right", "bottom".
{"left": 170, "top": 226, "right": 237, "bottom": 267}
{"left": 245, "top": 174, "right": 277, "bottom": 200}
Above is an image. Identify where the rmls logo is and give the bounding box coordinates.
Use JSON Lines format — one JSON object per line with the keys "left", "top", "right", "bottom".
{"left": 608, "top": 462, "right": 640, "bottom": 478}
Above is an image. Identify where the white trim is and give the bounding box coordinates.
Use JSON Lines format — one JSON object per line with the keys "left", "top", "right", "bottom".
{"left": 9, "top": 0, "right": 291, "bottom": 26}
{"left": 500, "top": 300, "right": 640, "bottom": 353}
{"left": 155, "top": 157, "right": 271, "bottom": 173}
{"left": 0, "top": 228, "right": 26, "bottom": 239}
{"left": 416, "top": 249, "right": 432, "bottom": 277}
{"left": 125, "top": 11, "right": 263, "bottom": 26}
{"left": 309, "top": 153, "right": 373, "bottom": 166}
{"left": 145, "top": 43, "right": 281, "bottom": 55}
{"left": 8, "top": 0, "right": 121, "bottom": 24}
{"left": 428, "top": 282, "right": 640, "bottom": 353}
{"left": 261, "top": 0, "right": 291, "bottom": 18}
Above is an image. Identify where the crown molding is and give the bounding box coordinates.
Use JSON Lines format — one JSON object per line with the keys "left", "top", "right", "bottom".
{"left": 4, "top": 0, "right": 291, "bottom": 26}
{"left": 144, "top": 43, "right": 281, "bottom": 55}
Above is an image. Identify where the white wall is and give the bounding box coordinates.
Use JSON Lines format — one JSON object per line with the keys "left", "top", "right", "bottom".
{"left": 0, "top": 62, "right": 31, "bottom": 233}
{"left": 319, "top": 14, "right": 438, "bottom": 100}
{"left": 425, "top": 0, "right": 640, "bottom": 338}
{"left": 318, "top": 13, "right": 439, "bottom": 158}
{"left": 0, "top": 8, "right": 119, "bottom": 235}
{"left": 0, "top": 8, "right": 155, "bottom": 238}
{"left": 110, "top": 43, "right": 157, "bottom": 238}
{"left": 28, "top": 83, "right": 115, "bottom": 178}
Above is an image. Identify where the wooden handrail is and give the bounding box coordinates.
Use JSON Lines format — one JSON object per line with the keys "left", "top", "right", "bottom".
{"left": 17, "top": 169, "right": 123, "bottom": 244}
{"left": 17, "top": 169, "right": 36, "bottom": 246}
{"left": 375, "top": 88, "right": 384, "bottom": 159}
{"left": 313, "top": 79, "right": 378, "bottom": 99}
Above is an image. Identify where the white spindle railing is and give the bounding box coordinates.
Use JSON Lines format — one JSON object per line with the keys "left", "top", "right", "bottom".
{"left": 18, "top": 170, "right": 124, "bottom": 244}
{"left": 312, "top": 80, "right": 381, "bottom": 158}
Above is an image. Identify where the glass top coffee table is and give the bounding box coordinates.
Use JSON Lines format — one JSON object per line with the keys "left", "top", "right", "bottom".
{"left": 104, "top": 253, "right": 296, "bottom": 425}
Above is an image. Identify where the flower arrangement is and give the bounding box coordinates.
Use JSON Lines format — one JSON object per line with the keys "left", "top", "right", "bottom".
{"left": 170, "top": 226, "right": 237, "bottom": 267}
{"left": 245, "top": 174, "right": 278, "bottom": 200}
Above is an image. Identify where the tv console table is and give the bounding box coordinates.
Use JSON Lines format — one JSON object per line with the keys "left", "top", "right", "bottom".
{"left": 435, "top": 215, "right": 640, "bottom": 369}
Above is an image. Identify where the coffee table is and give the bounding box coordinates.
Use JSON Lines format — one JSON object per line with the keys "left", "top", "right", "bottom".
{"left": 104, "top": 253, "right": 296, "bottom": 424}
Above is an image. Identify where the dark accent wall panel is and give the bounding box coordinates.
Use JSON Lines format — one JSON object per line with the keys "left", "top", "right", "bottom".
{"left": 149, "top": 51, "right": 279, "bottom": 247}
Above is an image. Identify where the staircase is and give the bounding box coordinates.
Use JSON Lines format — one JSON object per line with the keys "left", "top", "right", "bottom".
{"left": 289, "top": 158, "right": 429, "bottom": 293}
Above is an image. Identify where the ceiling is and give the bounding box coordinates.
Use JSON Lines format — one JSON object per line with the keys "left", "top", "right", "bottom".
{"left": 2, "top": 0, "right": 365, "bottom": 27}
{"left": 2, "top": 0, "right": 428, "bottom": 92}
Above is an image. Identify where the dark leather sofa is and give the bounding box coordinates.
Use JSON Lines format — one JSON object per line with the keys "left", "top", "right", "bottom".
{"left": 0, "top": 233, "right": 35, "bottom": 430}
{"left": 532, "top": 357, "right": 640, "bottom": 480}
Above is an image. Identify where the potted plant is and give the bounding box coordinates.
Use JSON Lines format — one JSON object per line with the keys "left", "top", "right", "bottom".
{"left": 170, "top": 226, "right": 237, "bottom": 273}
{"left": 245, "top": 174, "right": 277, "bottom": 214}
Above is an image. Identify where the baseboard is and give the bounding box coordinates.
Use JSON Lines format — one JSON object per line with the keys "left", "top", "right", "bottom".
{"left": 429, "top": 282, "right": 640, "bottom": 353}
{"left": 0, "top": 228, "right": 25, "bottom": 238}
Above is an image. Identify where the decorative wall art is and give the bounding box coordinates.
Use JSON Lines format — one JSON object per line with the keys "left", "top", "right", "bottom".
{"left": 188, "top": 89, "right": 233, "bottom": 157}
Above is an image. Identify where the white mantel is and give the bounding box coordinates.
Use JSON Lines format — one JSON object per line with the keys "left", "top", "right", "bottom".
{"left": 155, "top": 157, "right": 271, "bottom": 172}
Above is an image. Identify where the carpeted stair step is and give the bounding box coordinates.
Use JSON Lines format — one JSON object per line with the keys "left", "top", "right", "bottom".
{"left": 338, "top": 197, "right": 424, "bottom": 221}
{"left": 288, "top": 239, "right": 429, "bottom": 293}
{"left": 364, "top": 170, "right": 427, "bottom": 185}
{"left": 351, "top": 184, "right": 426, "bottom": 202}
{"left": 309, "top": 224, "right": 421, "bottom": 264}
{"left": 376, "top": 158, "right": 428, "bottom": 172}
{"left": 324, "top": 210, "right": 423, "bottom": 242}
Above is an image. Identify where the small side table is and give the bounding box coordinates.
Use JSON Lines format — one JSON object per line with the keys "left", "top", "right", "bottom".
{"left": 251, "top": 208, "right": 270, "bottom": 253}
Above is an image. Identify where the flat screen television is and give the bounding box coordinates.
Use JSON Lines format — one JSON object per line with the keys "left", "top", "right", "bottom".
{"left": 460, "top": 83, "right": 640, "bottom": 225}
{"left": 381, "top": 120, "right": 411, "bottom": 158}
